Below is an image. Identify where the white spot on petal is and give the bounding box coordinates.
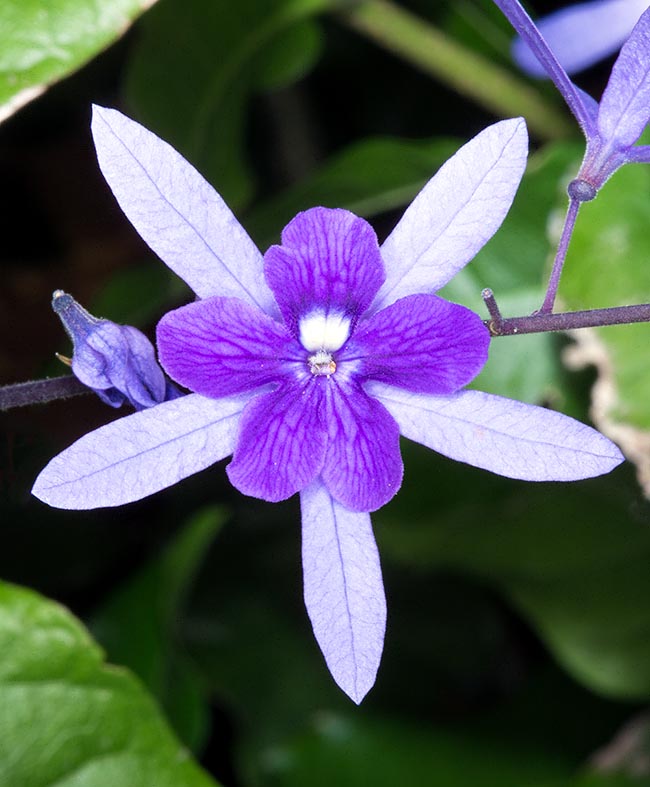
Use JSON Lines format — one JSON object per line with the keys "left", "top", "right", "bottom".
{"left": 299, "top": 311, "right": 351, "bottom": 352}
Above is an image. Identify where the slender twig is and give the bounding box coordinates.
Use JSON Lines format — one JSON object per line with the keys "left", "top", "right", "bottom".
{"left": 482, "top": 288, "right": 503, "bottom": 322}
{"left": 0, "top": 376, "right": 89, "bottom": 411}
{"left": 482, "top": 288, "right": 650, "bottom": 336}
{"left": 540, "top": 197, "right": 581, "bottom": 314}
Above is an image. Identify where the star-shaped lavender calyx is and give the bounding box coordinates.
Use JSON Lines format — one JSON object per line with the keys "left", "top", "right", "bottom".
{"left": 52, "top": 289, "right": 181, "bottom": 409}
{"left": 33, "top": 107, "right": 623, "bottom": 703}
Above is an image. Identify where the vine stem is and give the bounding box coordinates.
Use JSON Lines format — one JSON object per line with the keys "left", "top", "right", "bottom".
{"left": 3, "top": 296, "right": 650, "bottom": 410}
{"left": 0, "top": 376, "right": 88, "bottom": 411}
{"left": 482, "top": 289, "right": 650, "bottom": 336}
{"left": 540, "top": 197, "right": 581, "bottom": 314}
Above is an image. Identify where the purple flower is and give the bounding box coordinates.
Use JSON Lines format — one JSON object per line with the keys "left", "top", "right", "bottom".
{"left": 513, "top": 0, "right": 648, "bottom": 77}
{"left": 33, "top": 107, "right": 624, "bottom": 702}
{"left": 496, "top": 0, "right": 650, "bottom": 193}
{"left": 156, "top": 208, "right": 489, "bottom": 512}
{"left": 52, "top": 289, "right": 181, "bottom": 410}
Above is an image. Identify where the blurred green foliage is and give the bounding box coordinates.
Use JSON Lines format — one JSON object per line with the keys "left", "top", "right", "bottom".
{"left": 125, "top": 0, "right": 333, "bottom": 209}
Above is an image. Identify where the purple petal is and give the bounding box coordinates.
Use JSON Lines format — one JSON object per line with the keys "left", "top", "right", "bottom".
{"left": 300, "top": 479, "right": 386, "bottom": 704}
{"left": 91, "top": 106, "right": 276, "bottom": 313}
{"left": 32, "top": 393, "right": 251, "bottom": 509}
{"left": 374, "top": 119, "right": 528, "bottom": 310}
{"left": 369, "top": 384, "right": 624, "bottom": 481}
{"left": 264, "top": 207, "right": 385, "bottom": 334}
{"left": 598, "top": 6, "right": 650, "bottom": 148}
{"left": 321, "top": 380, "right": 403, "bottom": 511}
{"left": 157, "top": 297, "right": 298, "bottom": 397}
{"left": 226, "top": 380, "right": 326, "bottom": 502}
{"left": 347, "top": 294, "right": 489, "bottom": 394}
{"left": 513, "top": 0, "right": 647, "bottom": 77}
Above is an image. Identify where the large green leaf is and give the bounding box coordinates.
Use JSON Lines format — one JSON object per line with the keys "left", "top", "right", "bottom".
{"left": 91, "top": 506, "right": 227, "bottom": 750}
{"left": 0, "top": 580, "right": 219, "bottom": 786}
{"left": 0, "top": 0, "right": 158, "bottom": 122}
{"left": 125, "top": 0, "right": 332, "bottom": 209}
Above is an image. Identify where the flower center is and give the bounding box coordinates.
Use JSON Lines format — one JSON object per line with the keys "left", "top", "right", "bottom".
{"left": 299, "top": 311, "right": 350, "bottom": 378}
{"left": 308, "top": 349, "right": 336, "bottom": 377}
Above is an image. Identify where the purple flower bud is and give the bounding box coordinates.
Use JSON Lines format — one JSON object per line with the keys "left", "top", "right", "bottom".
{"left": 52, "top": 290, "right": 181, "bottom": 410}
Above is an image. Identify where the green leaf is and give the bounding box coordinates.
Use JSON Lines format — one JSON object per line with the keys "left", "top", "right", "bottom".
{"left": 558, "top": 160, "right": 650, "bottom": 490}
{"left": 378, "top": 458, "right": 650, "bottom": 700}
{"left": 125, "top": 0, "right": 332, "bottom": 209}
{"left": 0, "top": 0, "right": 158, "bottom": 123}
{"left": 0, "top": 580, "right": 220, "bottom": 786}
{"left": 91, "top": 506, "right": 227, "bottom": 750}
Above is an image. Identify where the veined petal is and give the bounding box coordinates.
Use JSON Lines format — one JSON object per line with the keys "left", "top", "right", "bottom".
{"left": 513, "top": 0, "right": 646, "bottom": 77}
{"left": 321, "top": 380, "right": 402, "bottom": 511}
{"left": 347, "top": 294, "right": 489, "bottom": 394}
{"left": 300, "top": 479, "right": 386, "bottom": 704}
{"left": 264, "top": 208, "right": 385, "bottom": 335}
{"left": 91, "top": 106, "right": 276, "bottom": 313}
{"left": 598, "top": 6, "right": 650, "bottom": 148}
{"left": 374, "top": 119, "right": 528, "bottom": 310}
{"left": 369, "top": 384, "right": 624, "bottom": 481}
{"left": 226, "top": 380, "right": 326, "bottom": 502}
{"left": 157, "top": 297, "right": 298, "bottom": 397}
{"left": 32, "top": 393, "right": 251, "bottom": 509}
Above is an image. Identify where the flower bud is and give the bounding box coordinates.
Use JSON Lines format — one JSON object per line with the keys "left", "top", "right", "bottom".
{"left": 52, "top": 290, "right": 181, "bottom": 410}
